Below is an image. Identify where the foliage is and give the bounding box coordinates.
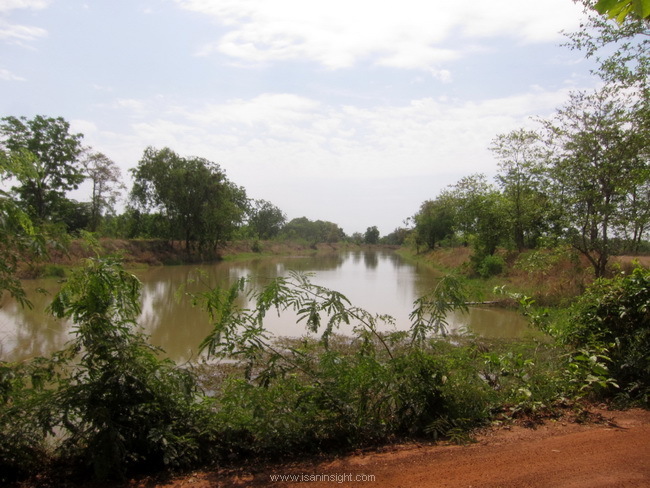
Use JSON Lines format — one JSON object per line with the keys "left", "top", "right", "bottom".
{"left": 364, "top": 226, "right": 380, "bottom": 245}
{"left": 247, "top": 199, "right": 286, "bottom": 240}
{"left": 0, "top": 356, "right": 61, "bottom": 483}
{"left": 594, "top": 0, "right": 650, "bottom": 23}
{"left": 281, "top": 217, "right": 346, "bottom": 244}
{"left": 559, "top": 267, "right": 650, "bottom": 404}
{"left": 542, "top": 87, "right": 648, "bottom": 277}
{"left": 411, "top": 198, "right": 455, "bottom": 251}
{"left": 44, "top": 254, "right": 219, "bottom": 479}
{"left": 0, "top": 154, "right": 48, "bottom": 307}
{"left": 131, "top": 147, "right": 247, "bottom": 252}
{"left": 53, "top": 198, "right": 93, "bottom": 233}
{"left": 476, "top": 254, "right": 506, "bottom": 279}
{"left": 0, "top": 115, "right": 84, "bottom": 222}
{"left": 189, "top": 271, "right": 497, "bottom": 455}
{"left": 0, "top": 253, "right": 220, "bottom": 482}
{"left": 491, "top": 129, "right": 553, "bottom": 251}
{"left": 409, "top": 275, "right": 469, "bottom": 344}
{"left": 446, "top": 174, "right": 510, "bottom": 259}
{"left": 570, "top": 1, "right": 650, "bottom": 90}
{"left": 380, "top": 227, "right": 410, "bottom": 246}
{"left": 83, "top": 151, "right": 125, "bottom": 232}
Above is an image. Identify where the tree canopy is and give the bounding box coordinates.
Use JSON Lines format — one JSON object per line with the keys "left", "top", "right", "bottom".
{"left": 130, "top": 147, "right": 247, "bottom": 252}
{"left": 0, "top": 115, "right": 84, "bottom": 222}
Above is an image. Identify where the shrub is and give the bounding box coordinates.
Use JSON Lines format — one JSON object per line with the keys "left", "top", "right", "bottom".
{"left": 193, "top": 271, "right": 495, "bottom": 455}
{"left": 560, "top": 267, "right": 650, "bottom": 405}
{"left": 477, "top": 254, "right": 506, "bottom": 278}
{"left": 47, "top": 255, "right": 220, "bottom": 480}
{"left": 0, "top": 358, "right": 58, "bottom": 484}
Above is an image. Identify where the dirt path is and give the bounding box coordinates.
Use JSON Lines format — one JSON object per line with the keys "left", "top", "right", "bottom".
{"left": 129, "top": 408, "right": 650, "bottom": 488}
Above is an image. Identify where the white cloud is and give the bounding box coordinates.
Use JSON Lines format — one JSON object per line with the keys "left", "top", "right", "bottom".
{"left": 90, "top": 86, "right": 572, "bottom": 182}
{"left": 0, "top": 67, "right": 25, "bottom": 81}
{"left": 0, "top": 0, "right": 49, "bottom": 13}
{"left": 0, "top": 0, "right": 49, "bottom": 44}
{"left": 0, "top": 20, "right": 46, "bottom": 42}
{"left": 175, "top": 0, "right": 585, "bottom": 70}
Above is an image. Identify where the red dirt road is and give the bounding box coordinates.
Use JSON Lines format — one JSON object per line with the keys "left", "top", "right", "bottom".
{"left": 133, "top": 409, "right": 650, "bottom": 488}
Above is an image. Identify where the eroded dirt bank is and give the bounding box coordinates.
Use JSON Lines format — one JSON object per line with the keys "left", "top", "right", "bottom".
{"left": 124, "top": 408, "right": 650, "bottom": 488}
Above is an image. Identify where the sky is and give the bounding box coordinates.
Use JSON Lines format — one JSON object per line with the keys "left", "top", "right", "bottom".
{"left": 1, "top": 0, "right": 600, "bottom": 236}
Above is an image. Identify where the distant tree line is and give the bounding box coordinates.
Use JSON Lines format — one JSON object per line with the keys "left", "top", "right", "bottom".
{"left": 0, "top": 121, "right": 362, "bottom": 251}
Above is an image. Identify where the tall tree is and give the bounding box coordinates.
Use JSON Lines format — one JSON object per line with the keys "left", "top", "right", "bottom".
{"left": 248, "top": 199, "right": 286, "bottom": 239}
{"left": 130, "top": 147, "right": 246, "bottom": 252}
{"left": 83, "top": 151, "right": 124, "bottom": 232}
{"left": 412, "top": 198, "right": 454, "bottom": 251}
{"left": 0, "top": 115, "right": 84, "bottom": 222}
{"left": 364, "top": 226, "right": 380, "bottom": 245}
{"left": 446, "top": 174, "right": 509, "bottom": 257}
{"left": 491, "top": 129, "right": 551, "bottom": 251}
{"left": 543, "top": 87, "right": 648, "bottom": 277}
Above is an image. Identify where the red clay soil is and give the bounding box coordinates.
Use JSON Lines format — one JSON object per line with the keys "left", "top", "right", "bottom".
{"left": 127, "top": 408, "right": 650, "bottom": 488}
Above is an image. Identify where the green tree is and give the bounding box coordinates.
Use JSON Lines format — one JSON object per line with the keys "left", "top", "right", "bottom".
{"left": 446, "top": 174, "right": 509, "bottom": 257}
{"left": 130, "top": 147, "right": 247, "bottom": 252}
{"left": 0, "top": 115, "right": 84, "bottom": 222}
{"left": 491, "top": 129, "right": 551, "bottom": 251}
{"left": 248, "top": 199, "right": 286, "bottom": 239}
{"left": 83, "top": 151, "right": 124, "bottom": 232}
{"left": 543, "top": 87, "right": 648, "bottom": 277}
{"left": 568, "top": 1, "right": 649, "bottom": 92}
{"left": 0, "top": 152, "right": 46, "bottom": 307}
{"left": 282, "top": 217, "right": 345, "bottom": 244}
{"left": 364, "top": 226, "right": 380, "bottom": 244}
{"left": 412, "top": 198, "right": 455, "bottom": 251}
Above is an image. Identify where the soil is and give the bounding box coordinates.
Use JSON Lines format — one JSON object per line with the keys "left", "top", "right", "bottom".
{"left": 122, "top": 408, "right": 650, "bottom": 488}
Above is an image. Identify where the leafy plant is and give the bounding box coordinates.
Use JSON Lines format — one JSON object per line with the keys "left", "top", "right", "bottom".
{"left": 191, "top": 271, "right": 495, "bottom": 457}
{"left": 477, "top": 254, "right": 506, "bottom": 278}
{"left": 560, "top": 267, "right": 650, "bottom": 404}
{"left": 47, "top": 255, "right": 218, "bottom": 479}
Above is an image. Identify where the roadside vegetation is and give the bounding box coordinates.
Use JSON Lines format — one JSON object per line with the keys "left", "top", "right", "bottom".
{"left": 1, "top": 2, "right": 649, "bottom": 486}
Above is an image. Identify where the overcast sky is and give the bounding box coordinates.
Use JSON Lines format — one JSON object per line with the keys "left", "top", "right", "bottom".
{"left": 1, "top": 0, "right": 599, "bottom": 235}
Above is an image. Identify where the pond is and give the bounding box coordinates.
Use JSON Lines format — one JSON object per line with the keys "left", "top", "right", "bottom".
{"left": 0, "top": 250, "right": 535, "bottom": 362}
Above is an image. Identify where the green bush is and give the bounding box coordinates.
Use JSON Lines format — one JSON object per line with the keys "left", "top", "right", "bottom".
{"left": 0, "top": 358, "right": 58, "bottom": 484}
{"left": 561, "top": 267, "right": 650, "bottom": 405}
{"left": 193, "top": 272, "right": 498, "bottom": 456}
{"left": 477, "top": 254, "right": 506, "bottom": 278}
{"left": 46, "top": 256, "right": 220, "bottom": 479}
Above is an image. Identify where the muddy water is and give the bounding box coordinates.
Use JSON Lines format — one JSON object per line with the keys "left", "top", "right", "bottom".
{"left": 0, "top": 251, "right": 534, "bottom": 362}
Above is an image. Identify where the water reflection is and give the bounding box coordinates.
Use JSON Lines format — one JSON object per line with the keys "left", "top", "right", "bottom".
{"left": 1, "top": 251, "right": 533, "bottom": 363}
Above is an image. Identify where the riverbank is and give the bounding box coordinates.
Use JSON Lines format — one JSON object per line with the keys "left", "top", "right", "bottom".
{"left": 26, "top": 239, "right": 389, "bottom": 278}
{"left": 44, "top": 238, "right": 388, "bottom": 268}
{"left": 398, "top": 246, "right": 650, "bottom": 306}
